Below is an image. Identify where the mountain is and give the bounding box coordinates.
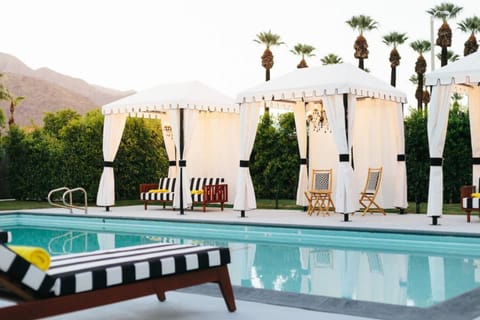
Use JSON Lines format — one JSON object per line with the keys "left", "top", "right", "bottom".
{"left": 0, "top": 52, "right": 134, "bottom": 127}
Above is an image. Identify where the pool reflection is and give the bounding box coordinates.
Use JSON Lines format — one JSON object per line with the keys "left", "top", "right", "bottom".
{"left": 227, "top": 243, "right": 480, "bottom": 307}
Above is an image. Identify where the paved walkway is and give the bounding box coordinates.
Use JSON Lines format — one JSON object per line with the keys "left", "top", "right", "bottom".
{"left": 3, "top": 205, "right": 480, "bottom": 320}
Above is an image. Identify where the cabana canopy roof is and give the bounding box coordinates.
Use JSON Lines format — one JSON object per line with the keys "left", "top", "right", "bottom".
{"left": 426, "top": 51, "right": 480, "bottom": 86}
{"left": 236, "top": 63, "right": 407, "bottom": 104}
{"left": 102, "top": 81, "right": 238, "bottom": 115}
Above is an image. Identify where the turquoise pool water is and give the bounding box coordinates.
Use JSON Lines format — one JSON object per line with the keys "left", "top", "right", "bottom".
{"left": 2, "top": 213, "right": 480, "bottom": 308}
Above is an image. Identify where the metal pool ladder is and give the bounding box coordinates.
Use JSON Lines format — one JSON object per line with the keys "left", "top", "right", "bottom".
{"left": 48, "top": 187, "right": 88, "bottom": 214}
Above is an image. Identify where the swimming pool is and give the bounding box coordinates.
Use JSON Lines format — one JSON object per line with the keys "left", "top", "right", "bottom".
{"left": 2, "top": 212, "right": 480, "bottom": 308}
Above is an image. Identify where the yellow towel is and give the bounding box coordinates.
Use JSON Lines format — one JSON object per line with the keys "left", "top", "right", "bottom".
{"left": 191, "top": 189, "right": 204, "bottom": 195}
{"left": 148, "top": 189, "right": 168, "bottom": 193}
{"left": 472, "top": 193, "right": 480, "bottom": 198}
{"left": 8, "top": 245, "right": 51, "bottom": 271}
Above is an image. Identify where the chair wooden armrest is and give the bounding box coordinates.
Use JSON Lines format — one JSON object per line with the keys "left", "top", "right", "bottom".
{"left": 140, "top": 183, "right": 159, "bottom": 193}
{"left": 202, "top": 184, "right": 228, "bottom": 212}
{"left": 461, "top": 185, "right": 476, "bottom": 202}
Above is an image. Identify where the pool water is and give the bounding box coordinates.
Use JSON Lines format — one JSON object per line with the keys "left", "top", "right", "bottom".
{"left": 2, "top": 213, "right": 480, "bottom": 308}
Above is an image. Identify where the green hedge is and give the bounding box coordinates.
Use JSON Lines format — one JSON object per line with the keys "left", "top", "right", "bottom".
{"left": 2, "top": 109, "right": 167, "bottom": 202}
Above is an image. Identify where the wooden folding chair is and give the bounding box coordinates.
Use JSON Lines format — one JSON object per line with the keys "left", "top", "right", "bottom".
{"left": 306, "top": 169, "right": 335, "bottom": 216}
{"left": 359, "top": 167, "right": 385, "bottom": 215}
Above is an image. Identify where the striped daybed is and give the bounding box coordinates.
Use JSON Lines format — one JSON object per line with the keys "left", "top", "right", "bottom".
{"left": 461, "top": 185, "right": 480, "bottom": 222}
{"left": 140, "top": 177, "right": 228, "bottom": 212}
{"left": 0, "top": 236, "right": 236, "bottom": 319}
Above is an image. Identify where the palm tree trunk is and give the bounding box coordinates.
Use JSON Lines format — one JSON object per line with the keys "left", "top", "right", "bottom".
{"left": 358, "top": 59, "right": 364, "bottom": 70}
{"left": 417, "top": 75, "right": 424, "bottom": 112}
{"left": 441, "top": 47, "right": 448, "bottom": 67}
{"left": 8, "top": 103, "right": 14, "bottom": 127}
{"left": 391, "top": 66, "right": 396, "bottom": 87}
{"left": 264, "top": 69, "right": 270, "bottom": 114}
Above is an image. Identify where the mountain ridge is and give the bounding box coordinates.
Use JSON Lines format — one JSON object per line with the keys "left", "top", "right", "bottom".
{"left": 0, "top": 52, "right": 134, "bottom": 127}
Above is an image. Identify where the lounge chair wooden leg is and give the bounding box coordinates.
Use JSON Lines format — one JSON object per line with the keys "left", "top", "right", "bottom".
{"left": 467, "top": 210, "right": 471, "bottom": 223}
{"left": 156, "top": 291, "right": 166, "bottom": 301}
{"left": 216, "top": 266, "right": 237, "bottom": 312}
{"left": 144, "top": 201, "right": 148, "bottom": 210}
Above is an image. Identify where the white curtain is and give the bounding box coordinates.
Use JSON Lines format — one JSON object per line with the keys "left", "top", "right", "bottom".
{"left": 234, "top": 102, "right": 261, "bottom": 211}
{"left": 323, "top": 94, "right": 357, "bottom": 213}
{"left": 96, "top": 113, "right": 128, "bottom": 206}
{"left": 393, "top": 103, "right": 408, "bottom": 208}
{"left": 170, "top": 109, "right": 199, "bottom": 209}
{"left": 427, "top": 85, "right": 453, "bottom": 217}
{"left": 293, "top": 101, "right": 309, "bottom": 206}
{"left": 469, "top": 88, "right": 480, "bottom": 188}
{"left": 159, "top": 113, "right": 177, "bottom": 178}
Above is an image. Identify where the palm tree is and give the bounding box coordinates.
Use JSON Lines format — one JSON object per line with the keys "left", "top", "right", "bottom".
{"left": 5, "top": 89, "right": 25, "bottom": 128}
{"left": 0, "top": 74, "right": 8, "bottom": 128}
{"left": 346, "top": 15, "right": 378, "bottom": 70}
{"left": 427, "top": 3, "right": 463, "bottom": 67}
{"left": 410, "top": 40, "right": 431, "bottom": 111}
{"left": 436, "top": 49, "right": 460, "bottom": 63}
{"left": 458, "top": 16, "right": 480, "bottom": 56}
{"left": 320, "top": 53, "right": 343, "bottom": 65}
{"left": 409, "top": 74, "right": 431, "bottom": 110}
{"left": 382, "top": 32, "right": 408, "bottom": 87}
{"left": 254, "top": 30, "right": 284, "bottom": 81}
{"left": 290, "top": 43, "right": 316, "bottom": 68}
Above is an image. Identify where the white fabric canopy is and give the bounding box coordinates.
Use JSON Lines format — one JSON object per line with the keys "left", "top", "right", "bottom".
{"left": 323, "top": 94, "right": 357, "bottom": 213}
{"left": 393, "top": 103, "right": 408, "bottom": 208}
{"left": 103, "top": 81, "right": 239, "bottom": 114}
{"left": 426, "top": 52, "right": 480, "bottom": 218}
{"left": 233, "top": 102, "right": 261, "bottom": 212}
{"left": 96, "top": 113, "right": 128, "bottom": 206}
{"left": 470, "top": 89, "right": 480, "bottom": 186}
{"left": 426, "top": 85, "right": 452, "bottom": 217}
{"left": 293, "top": 102, "right": 309, "bottom": 206}
{"left": 96, "top": 81, "right": 237, "bottom": 208}
{"left": 236, "top": 63, "right": 407, "bottom": 215}
{"left": 171, "top": 109, "right": 199, "bottom": 209}
{"left": 159, "top": 113, "right": 177, "bottom": 177}
{"left": 238, "top": 63, "right": 407, "bottom": 104}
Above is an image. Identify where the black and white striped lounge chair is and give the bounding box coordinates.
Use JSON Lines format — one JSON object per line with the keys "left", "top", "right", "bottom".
{"left": 461, "top": 185, "right": 480, "bottom": 222}
{"left": 140, "top": 177, "right": 176, "bottom": 210}
{"left": 0, "top": 241, "right": 236, "bottom": 319}
{"left": 189, "top": 177, "right": 228, "bottom": 212}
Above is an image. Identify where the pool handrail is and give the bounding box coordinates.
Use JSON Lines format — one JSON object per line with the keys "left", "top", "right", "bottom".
{"left": 48, "top": 186, "right": 88, "bottom": 214}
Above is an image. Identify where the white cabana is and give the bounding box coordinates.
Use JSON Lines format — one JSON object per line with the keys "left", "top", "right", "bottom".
{"left": 96, "top": 81, "right": 239, "bottom": 213}
{"left": 235, "top": 63, "right": 408, "bottom": 220}
{"left": 425, "top": 51, "right": 480, "bottom": 224}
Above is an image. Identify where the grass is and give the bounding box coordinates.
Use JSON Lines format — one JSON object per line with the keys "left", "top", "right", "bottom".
{"left": 0, "top": 198, "right": 465, "bottom": 214}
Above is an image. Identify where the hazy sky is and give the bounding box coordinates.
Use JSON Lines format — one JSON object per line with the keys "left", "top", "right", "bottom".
{"left": 2, "top": 0, "right": 480, "bottom": 109}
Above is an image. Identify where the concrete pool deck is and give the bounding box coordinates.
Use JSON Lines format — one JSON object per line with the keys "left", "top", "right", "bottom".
{"left": 3, "top": 205, "right": 480, "bottom": 320}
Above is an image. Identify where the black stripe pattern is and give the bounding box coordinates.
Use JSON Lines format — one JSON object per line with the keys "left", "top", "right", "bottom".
{"left": 0, "top": 231, "right": 11, "bottom": 243}
{"left": 0, "top": 242, "right": 231, "bottom": 297}
{"left": 140, "top": 178, "right": 176, "bottom": 201}
{"left": 463, "top": 197, "right": 480, "bottom": 209}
